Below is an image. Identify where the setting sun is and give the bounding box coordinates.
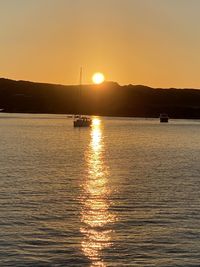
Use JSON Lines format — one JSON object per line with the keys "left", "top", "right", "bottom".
{"left": 92, "top": 73, "right": 105, "bottom": 84}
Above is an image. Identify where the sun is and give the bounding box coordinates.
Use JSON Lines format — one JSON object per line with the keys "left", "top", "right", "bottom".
{"left": 92, "top": 72, "right": 105, "bottom": 84}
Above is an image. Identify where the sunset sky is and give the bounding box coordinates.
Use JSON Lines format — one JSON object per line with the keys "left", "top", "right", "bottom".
{"left": 1, "top": 0, "right": 200, "bottom": 88}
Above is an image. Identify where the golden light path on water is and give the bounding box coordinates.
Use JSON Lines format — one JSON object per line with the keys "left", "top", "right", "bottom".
{"left": 80, "top": 118, "right": 116, "bottom": 267}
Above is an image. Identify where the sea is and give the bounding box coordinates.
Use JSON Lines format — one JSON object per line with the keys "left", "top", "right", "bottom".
{"left": 0, "top": 113, "right": 200, "bottom": 267}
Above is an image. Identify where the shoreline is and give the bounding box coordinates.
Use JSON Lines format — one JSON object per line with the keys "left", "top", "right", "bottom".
{"left": 1, "top": 111, "right": 200, "bottom": 120}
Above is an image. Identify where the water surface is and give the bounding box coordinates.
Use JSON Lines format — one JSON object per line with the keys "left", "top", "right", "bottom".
{"left": 0, "top": 114, "right": 200, "bottom": 266}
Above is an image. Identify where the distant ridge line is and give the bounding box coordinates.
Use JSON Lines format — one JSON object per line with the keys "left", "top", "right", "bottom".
{"left": 1, "top": 77, "right": 200, "bottom": 118}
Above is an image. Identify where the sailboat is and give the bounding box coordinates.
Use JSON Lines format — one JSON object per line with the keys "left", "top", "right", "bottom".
{"left": 159, "top": 113, "right": 169, "bottom": 123}
{"left": 73, "top": 68, "right": 92, "bottom": 127}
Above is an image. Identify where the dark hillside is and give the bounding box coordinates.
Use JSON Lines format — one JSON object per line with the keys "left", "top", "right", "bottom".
{"left": 1, "top": 78, "right": 200, "bottom": 118}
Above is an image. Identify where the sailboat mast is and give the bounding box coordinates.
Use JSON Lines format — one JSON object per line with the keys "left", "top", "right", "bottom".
{"left": 79, "top": 67, "right": 82, "bottom": 86}
{"left": 79, "top": 67, "right": 82, "bottom": 115}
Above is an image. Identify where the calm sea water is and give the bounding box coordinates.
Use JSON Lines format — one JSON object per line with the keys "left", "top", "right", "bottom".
{"left": 0, "top": 113, "right": 200, "bottom": 267}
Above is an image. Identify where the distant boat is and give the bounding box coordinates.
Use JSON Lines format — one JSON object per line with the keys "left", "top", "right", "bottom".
{"left": 73, "top": 115, "right": 92, "bottom": 127}
{"left": 73, "top": 68, "right": 91, "bottom": 127}
{"left": 160, "top": 113, "right": 169, "bottom": 123}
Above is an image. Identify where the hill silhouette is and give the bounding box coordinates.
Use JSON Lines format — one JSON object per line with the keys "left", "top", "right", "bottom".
{"left": 1, "top": 78, "right": 200, "bottom": 118}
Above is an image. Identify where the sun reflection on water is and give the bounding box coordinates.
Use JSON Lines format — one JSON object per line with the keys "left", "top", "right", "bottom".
{"left": 80, "top": 117, "right": 116, "bottom": 266}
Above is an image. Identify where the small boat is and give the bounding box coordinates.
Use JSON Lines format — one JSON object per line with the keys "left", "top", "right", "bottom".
{"left": 73, "top": 68, "right": 91, "bottom": 127}
{"left": 73, "top": 115, "right": 92, "bottom": 127}
{"left": 160, "top": 113, "right": 169, "bottom": 123}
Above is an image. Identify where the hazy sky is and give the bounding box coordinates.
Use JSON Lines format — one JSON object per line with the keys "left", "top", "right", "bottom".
{"left": 1, "top": 0, "right": 200, "bottom": 88}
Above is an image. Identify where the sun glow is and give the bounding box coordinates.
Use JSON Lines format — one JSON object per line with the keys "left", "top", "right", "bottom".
{"left": 92, "top": 72, "right": 105, "bottom": 84}
{"left": 92, "top": 118, "right": 101, "bottom": 127}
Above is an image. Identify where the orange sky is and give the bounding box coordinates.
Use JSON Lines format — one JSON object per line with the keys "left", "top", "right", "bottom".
{"left": 1, "top": 0, "right": 200, "bottom": 88}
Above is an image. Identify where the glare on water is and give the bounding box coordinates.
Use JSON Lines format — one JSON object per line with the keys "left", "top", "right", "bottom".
{"left": 80, "top": 118, "right": 116, "bottom": 266}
